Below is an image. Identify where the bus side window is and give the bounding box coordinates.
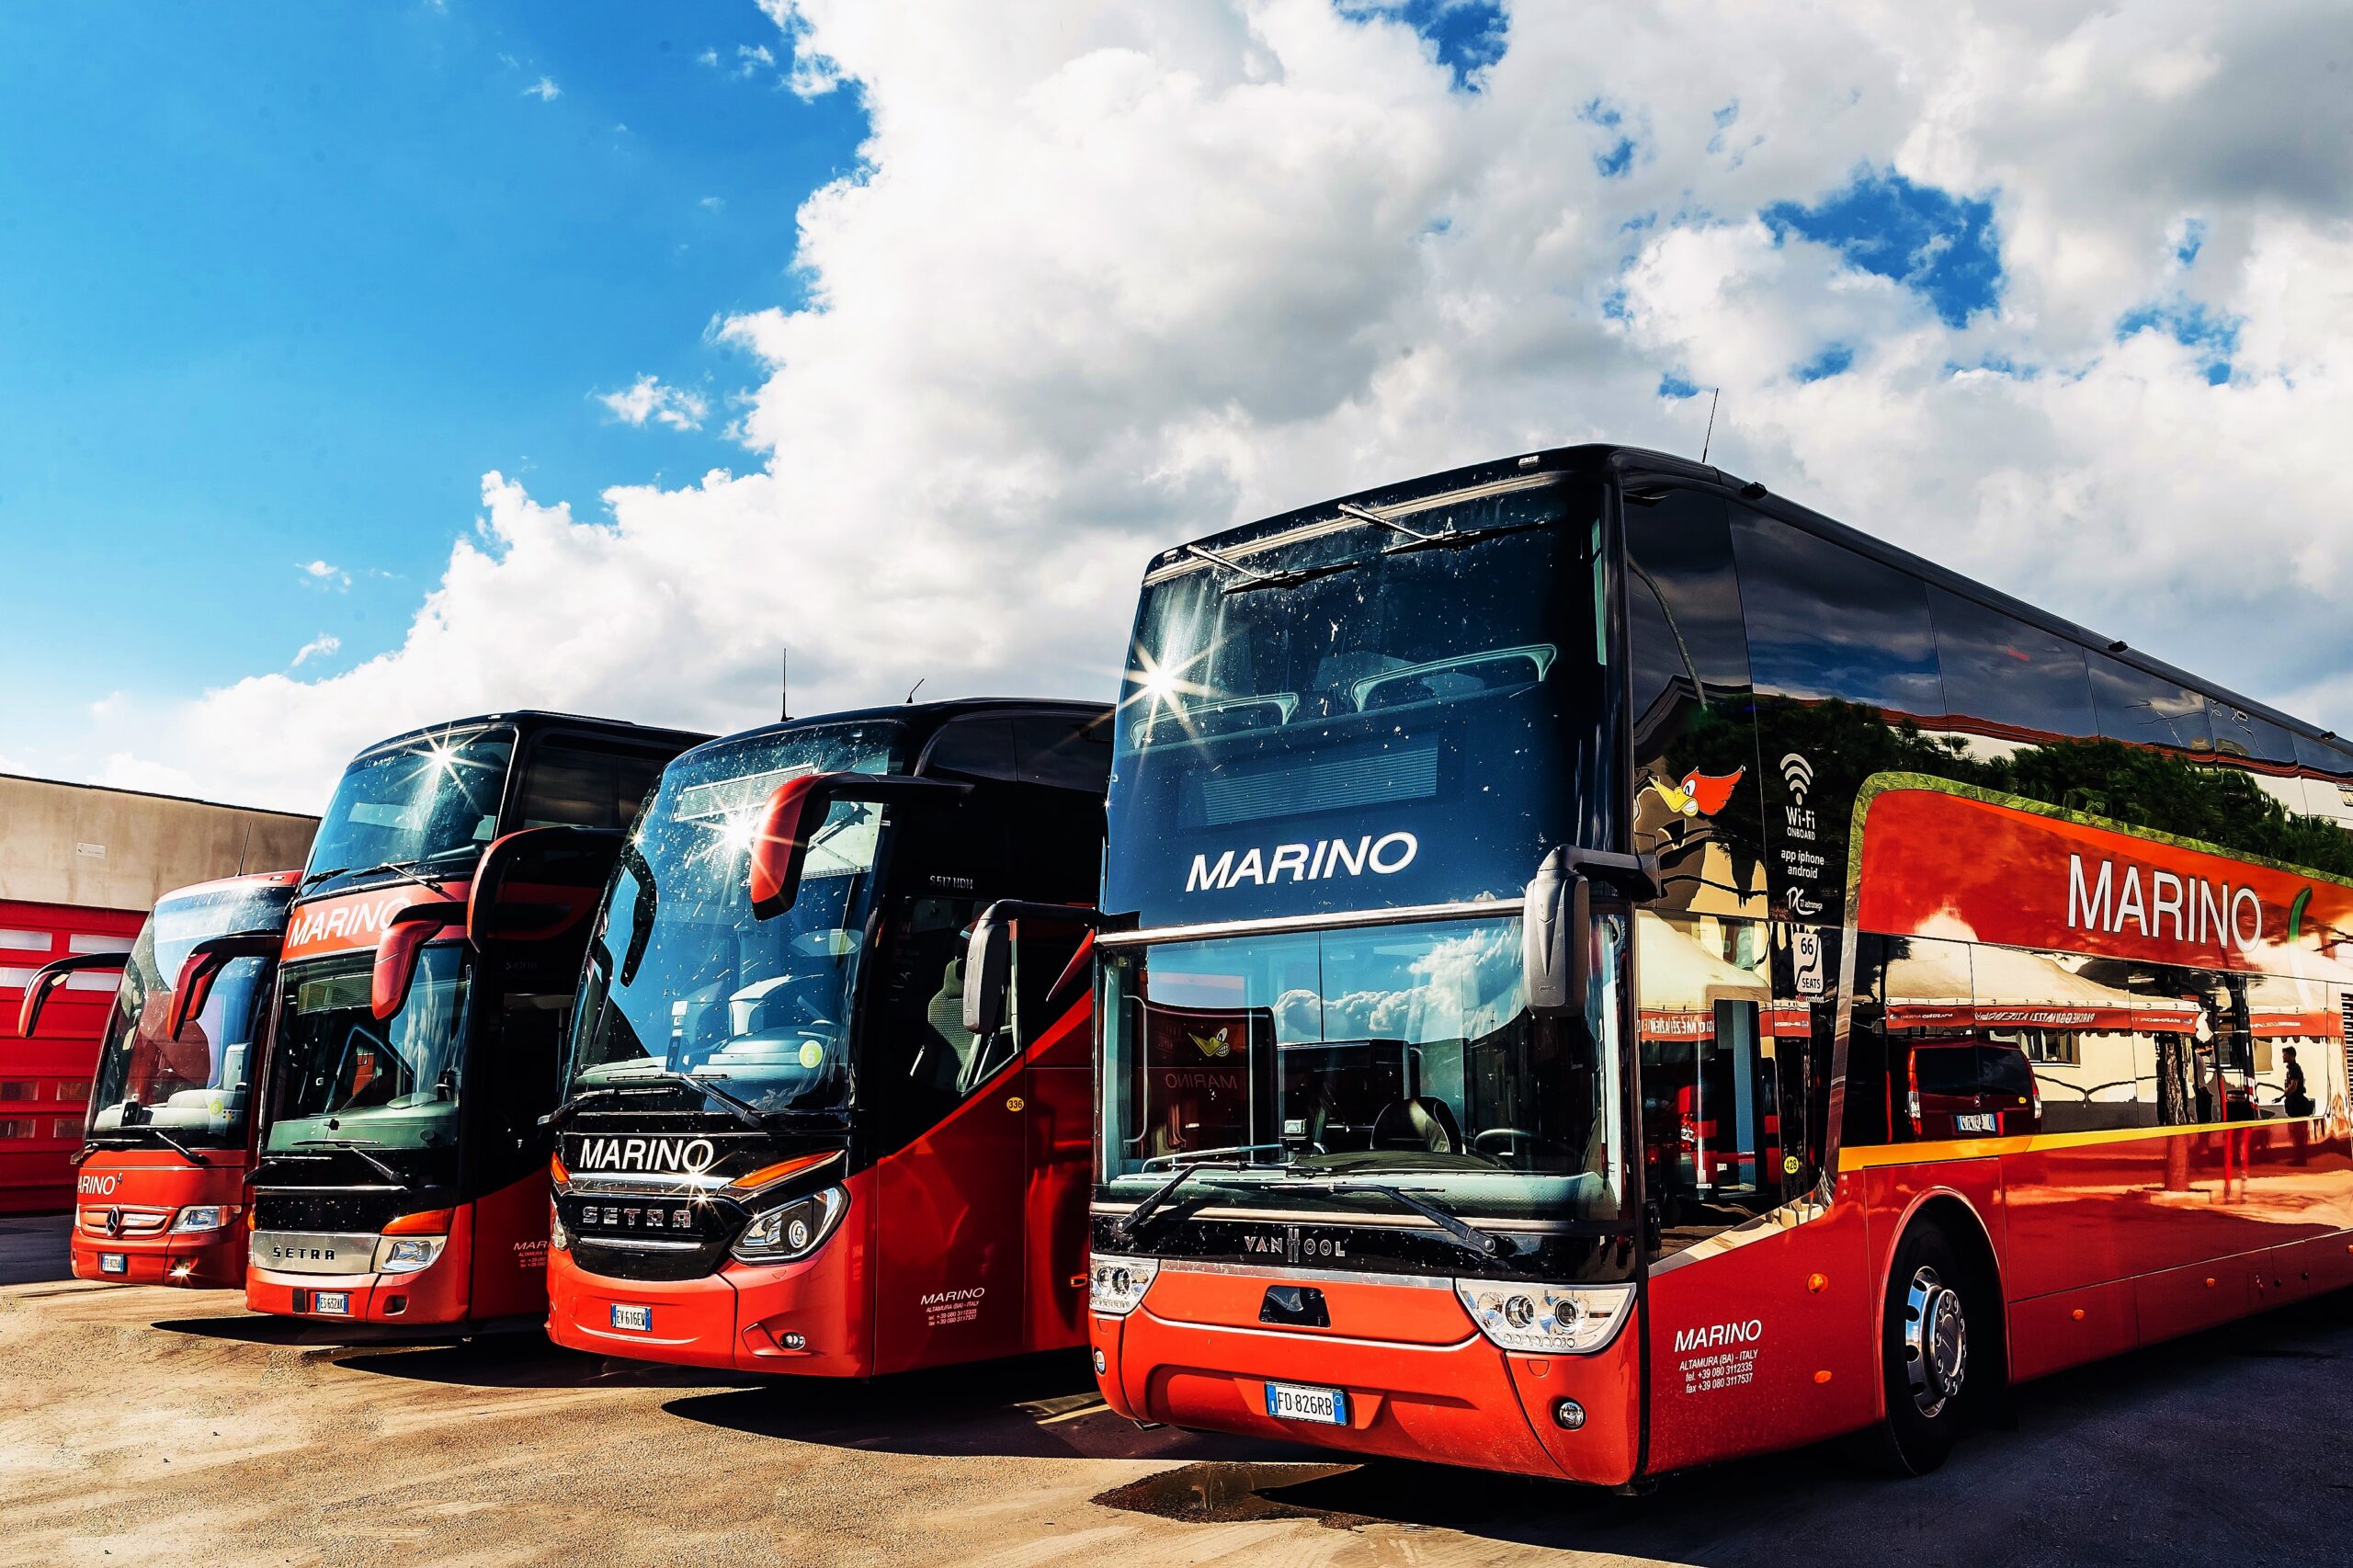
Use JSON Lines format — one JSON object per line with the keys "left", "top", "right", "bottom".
{"left": 1926, "top": 588, "right": 2098, "bottom": 749}
{"left": 1843, "top": 934, "right": 1898, "bottom": 1149}
{"left": 2087, "top": 655, "right": 2213, "bottom": 755}
{"left": 1623, "top": 487, "right": 1764, "bottom": 923}
{"left": 517, "top": 740, "right": 674, "bottom": 831}
{"left": 1730, "top": 509, "right": 1946, "bottom": 928}
{"left": 1013, "top": 714, "right": 1114, "bottom": 794}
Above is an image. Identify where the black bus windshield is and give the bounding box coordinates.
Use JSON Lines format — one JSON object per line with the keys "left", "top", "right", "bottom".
{"left": 1097, "top": 913, "right": 1631, "bottom": 1227}
{"left": 87, "top": 881, "right": 293, "bottom": 1148}
{"left": 302, "top": 725, "right": 517, "bottom": 894}
{"left": 264, "top": 946, "right": 471, "bottom": 1157}
{"left": 564, "top": 721, "right": 905, "bottom": 1118}
{"left": 1107, "top": 474, "right": 1613, "bottom": 926}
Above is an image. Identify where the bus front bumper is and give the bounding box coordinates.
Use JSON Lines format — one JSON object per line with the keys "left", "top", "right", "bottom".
{"left": 1093, "top": 1278, "right": 1642, "bottom": 1487}
{"left": 246, "top": 1231, "right": 472, "bottom": 1325}
{"left": 71, "top": 1226, "right": 245, "bottom": 1289}
{"left": 545, "top": 1240, "right": 868, "bottom": 1376}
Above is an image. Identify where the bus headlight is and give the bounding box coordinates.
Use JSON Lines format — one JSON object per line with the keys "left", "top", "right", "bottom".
{"left": 378, "top": 1236, "right": 446, "bottom": 1275}
{"left": 1455, "top": 1280, "right": 1633, "bottom": 1354}
{"left": 170, "top": 1205, "right": 233, "bottom": 1234}
{"left": 730, "top": 1187, "right": 847, "bottom": 1265}
{"left": 549, "top": 1205, "right": 571, "bottom": 1252}
{"left": 1089, "top": 1255, "right": 1159, "bottom": 1317}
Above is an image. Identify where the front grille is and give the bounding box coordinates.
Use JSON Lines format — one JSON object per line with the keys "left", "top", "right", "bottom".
{"left": 78, "top": 1206, "right": 169, "bottom": 1238}
{"left": 562, "top": 1190, "right": 737, "bottom": 1282}
{"left": 251, "top": 1231, "right": 377, "bottom": 1275}
{"left": 253, "top": 1189, "right": 414, "bottom": 1235}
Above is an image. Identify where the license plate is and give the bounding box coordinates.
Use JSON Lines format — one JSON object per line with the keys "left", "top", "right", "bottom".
{"left": 1956, "top": 1112, "right": 1997, "bottom": 1134}
{"left": 1265, "top": 1381, "right": 1348, "bottom": 1426}
{"left": 99, "top": 1253, "right": 127, "bottom": 1275}
{"left": 610, "top": 1303, "right": 652, "bottom": 1333}
{"left": 312, "top": 1290, "right": 351, "bottom": 1315}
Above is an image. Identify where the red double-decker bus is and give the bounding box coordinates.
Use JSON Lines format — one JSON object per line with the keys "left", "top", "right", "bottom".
{"left": 1074, "top": 445, "right": 2353, "bottom": 1484}
{"left": 545, "top": 699, "right": 1108, "bottom": 1375}
{"left": 17, "top": 871, "right": 296, "bottom": 1287}
{"left": 245, "top": 712, "right": 703, "bottom": 1332}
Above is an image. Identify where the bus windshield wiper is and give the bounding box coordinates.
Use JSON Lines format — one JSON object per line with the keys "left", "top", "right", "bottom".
{"left": 1115, "top": 1162, "right": 1235, "bottom": 1244}
{"left": 1327, "top": 1182, "right": 1514, "bottom": 1259}
{"left": 1179, "top": 542, "right": 1361, "bottom": 597}
{"left": 1114, "top": 1150, "right": 1293, "bottom": 1243}
{"left": 85, "top": 1127, "right": 205, "bottom": 1167}
{"left": 568, "top": 1070, "right": 768, "bottom": 1131}
{"left": 293, "top": 1138, "right": 406, "bottom": 1185}
{"left": 298, "top": 858, "right": 455, "bottom": 897}
{"left": 1380, "top": 518, "right": 1547, "bottom": 557}
{"left": 351, "top": 858, "right": 457, "bottom": 898}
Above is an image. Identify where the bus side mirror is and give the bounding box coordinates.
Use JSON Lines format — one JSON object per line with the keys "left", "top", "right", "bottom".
{"left": 748, "top": 773, "right": 972, "bottom": 919}
{"left": 168, "top": 933, "right": 282, "bottom": 1040}
{"left": 467, "top": 825, "right": 624, "bottom": 950}
{"left": 372, "top": 903, "right": 465, "bottom": 1021}
{"left": 16, "top": 951, "right": 129, "bottom": 1039}
{"left": 1523, "top": 855, "right": 1591, "bottom": 1017}
{"left": 748, "top": 775, "right": 838, "bottom": 921}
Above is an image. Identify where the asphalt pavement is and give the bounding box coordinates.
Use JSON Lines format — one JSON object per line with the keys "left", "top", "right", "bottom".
{"left": 2, "top": 1214, "right": 2347, "bottom": 1566}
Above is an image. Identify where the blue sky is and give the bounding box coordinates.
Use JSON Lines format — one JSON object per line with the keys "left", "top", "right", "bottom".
{"left": 0, "top": 1, "right": 863, "bottom": 754}
{"left": 6, "top": 2, "right": 2343, "bottom": 810}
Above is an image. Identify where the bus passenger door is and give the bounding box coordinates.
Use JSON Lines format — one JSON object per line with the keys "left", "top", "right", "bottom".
{"left": 1016, "top": 921, "right": 1094, "bottom": 1354}
{"left": 870, "top": 898, "right": 1026, "bottom": 1373}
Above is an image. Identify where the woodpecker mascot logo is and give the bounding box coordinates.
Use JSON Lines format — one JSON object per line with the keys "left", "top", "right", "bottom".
{"left": 1652, "top": 767, "right": 1745, "bottom": 819}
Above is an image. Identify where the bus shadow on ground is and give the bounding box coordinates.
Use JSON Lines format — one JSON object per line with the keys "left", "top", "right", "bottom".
{"left": 1086, "top": 1291, "right": 2353, "bottom": 1568}
{"left": 661, "top": 1350, "right": 1310, "bottom": 1463}
{"left": 150, "top": 1313, "right": 775, "bottom": 1392}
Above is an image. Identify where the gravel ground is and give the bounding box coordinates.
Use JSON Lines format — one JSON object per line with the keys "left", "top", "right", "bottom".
{"left": 4, "top": 1214, "right": 2349, "bottom": 1568}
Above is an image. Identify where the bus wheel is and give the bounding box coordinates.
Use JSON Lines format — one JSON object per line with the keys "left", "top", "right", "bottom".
{"left": 1874, "top": 1222, "right": 1978, "bottom": 1475}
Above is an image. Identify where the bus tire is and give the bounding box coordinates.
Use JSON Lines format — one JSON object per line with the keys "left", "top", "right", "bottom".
{"left": 1872, "top": 1221, "right": 1981, "bottom": 1476}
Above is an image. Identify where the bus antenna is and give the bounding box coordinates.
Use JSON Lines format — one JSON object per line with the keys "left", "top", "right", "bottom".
{"left": 905, "top": 676, "right": 925, "bottom": 704}
{"left": 1700, "top": 387, "right": 1721, "bottom": 464}
{"left": 779, "top": 647, "right": 790, "bottom": 722}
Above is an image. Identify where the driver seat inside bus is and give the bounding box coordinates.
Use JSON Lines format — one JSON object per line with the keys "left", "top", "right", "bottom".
{"left": 1370, "top": 1096, "right": 1462, "bottom": 1153}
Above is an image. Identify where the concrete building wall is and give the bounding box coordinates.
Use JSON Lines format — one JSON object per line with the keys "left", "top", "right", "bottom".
{"left": 0, "top": 775, "right": 317, "bottom": 907}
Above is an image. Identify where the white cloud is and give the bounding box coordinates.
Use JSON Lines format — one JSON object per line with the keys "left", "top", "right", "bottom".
{"left": 523, "top": 75, "right": 561, "bottom": 102}
{"left": 290, "top": 633, "right": 342, "bottom": 668}
{"left": 597, "top": 374, "right": 712, "bottom": 431}
{"left": 62, "top": 0, "right": 2353, "bottom": 811}
{"left": 297, "top": 559, "right": 351, "bottom": 591}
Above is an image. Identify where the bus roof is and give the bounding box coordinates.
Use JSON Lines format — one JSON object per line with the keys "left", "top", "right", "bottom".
{"left": 667, "top": 697, "right": 1109, "bottom": 774}
{"left": 347, "top": 710, "right": 712, "bottom": 757}
{"left": 1153, "top": 442, "right": 2345, "bottom": 761}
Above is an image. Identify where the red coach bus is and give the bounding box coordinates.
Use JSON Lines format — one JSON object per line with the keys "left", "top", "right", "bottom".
{"left": 1071, "top": 445, "right": 2353, "bottom": 1485}
{"left": 545, "top": 699, "right": 1108, "bottom": 1375}
{"left": 246, "top": 712, "right": 703, "bottom": 1332}
{"left": 16, "top": 872, "right": 295, "bottom": 1286}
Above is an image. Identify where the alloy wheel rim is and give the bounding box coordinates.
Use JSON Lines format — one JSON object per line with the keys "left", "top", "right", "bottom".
{"left": 1902, "top": 1263, "right": 1968, "bottom": 1417}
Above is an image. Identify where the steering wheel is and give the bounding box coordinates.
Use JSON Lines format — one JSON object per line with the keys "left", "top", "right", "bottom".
{"left": 1472, "top": 1127, "right": 1537, "bottom": 1158}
